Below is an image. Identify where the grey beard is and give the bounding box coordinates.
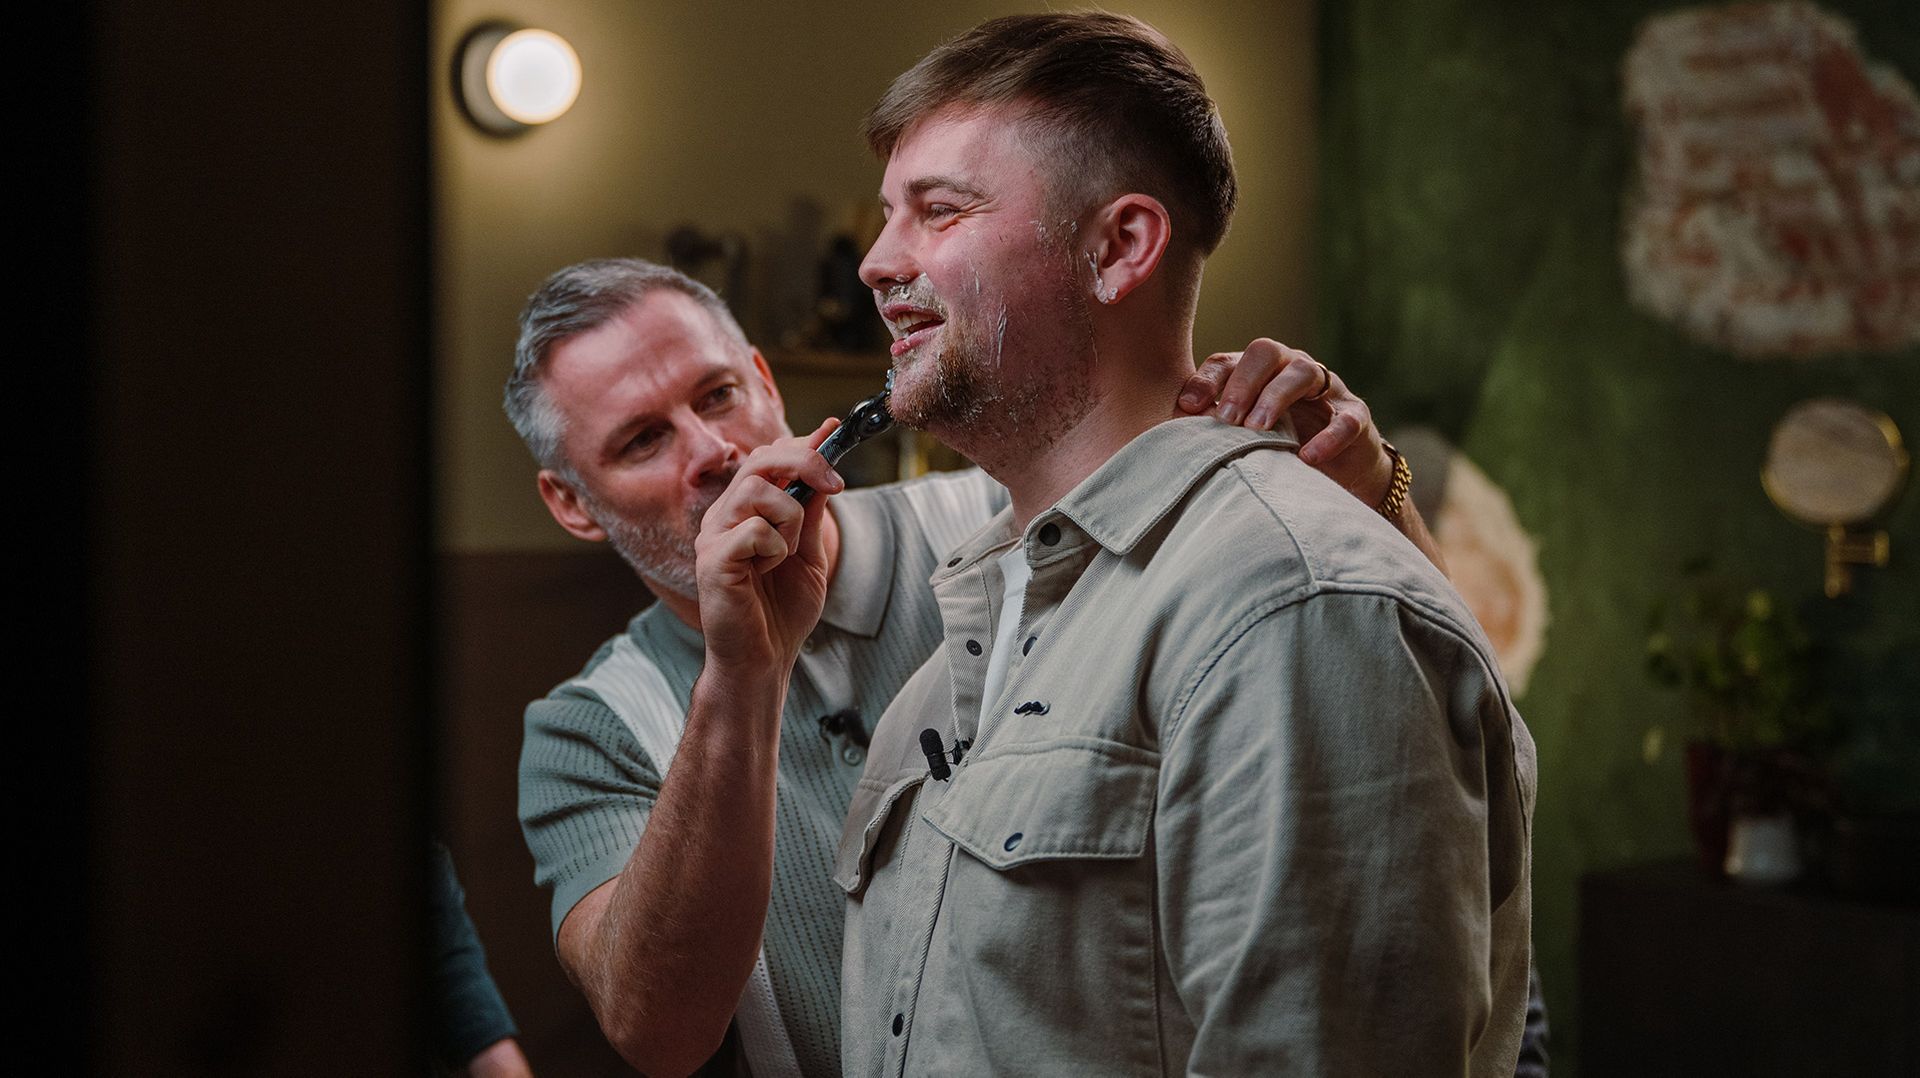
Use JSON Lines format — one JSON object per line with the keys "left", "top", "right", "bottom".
{"left": 603, "top": 513, "right": 698, "bottom": 599}
{"left": 586, "top": 485, "right": 726, "bottom": 602}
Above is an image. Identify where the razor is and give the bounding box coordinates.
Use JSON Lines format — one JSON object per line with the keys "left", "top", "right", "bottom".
{"left": 785, "top": 373, "right": 896, "bottom": 505}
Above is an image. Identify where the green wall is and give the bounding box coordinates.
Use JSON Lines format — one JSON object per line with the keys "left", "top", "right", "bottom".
{"left": 1317, "top": 1, "right": 1920, "bottom": 1070}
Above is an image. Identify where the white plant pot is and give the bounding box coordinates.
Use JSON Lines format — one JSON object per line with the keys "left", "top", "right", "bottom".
{"left": 1724, "top": 813, "right": 1802, "bottom": 885}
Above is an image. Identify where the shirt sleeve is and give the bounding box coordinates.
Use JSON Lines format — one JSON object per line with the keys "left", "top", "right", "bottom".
{"left": 1155, "top": 588, "right": 1533, "bottom": 1075}
{"left": 517, "top": 691, "right": 667, "bottom": 944}
{"left": 1515, "top": 964, "right": 1551, "bottom": 1078}
{"left": 428, "top": 840, "right": 520, "bottom": 1068}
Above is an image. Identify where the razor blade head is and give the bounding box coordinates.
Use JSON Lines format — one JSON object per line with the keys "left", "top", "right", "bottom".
{"left": 850, "top": 386, "right": 894, "bottom": 438}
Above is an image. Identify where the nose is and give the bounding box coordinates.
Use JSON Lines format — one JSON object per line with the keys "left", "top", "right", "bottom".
{"left": 859, "top": 216, "right": 915, "bottom": 292}
{"left": 679, "top": 414, "right": 740, "bottom": 490}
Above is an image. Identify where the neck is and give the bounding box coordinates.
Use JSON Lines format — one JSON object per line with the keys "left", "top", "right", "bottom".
{"left": 653, "top": 502, "right": 843, "bottom": 632}
{"left": 966, "top": 343, "right": 1192, "bottom": 530}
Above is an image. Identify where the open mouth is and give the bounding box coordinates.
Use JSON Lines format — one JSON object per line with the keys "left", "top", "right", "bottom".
{"left": 880, "top": 295, "right": 948, "bottom": 359}
{"left": 889, "top": 318, "right": 944, "bottom": 358}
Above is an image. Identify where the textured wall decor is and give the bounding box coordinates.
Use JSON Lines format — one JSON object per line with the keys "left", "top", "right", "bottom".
{"left": 1622, "top": 1, "right": 1920, "bottom": 359}
{"left": 1433, "top": 453, "right": 1552, "bottom": 696}
{"left": 1400, "top": 428, "right": 1551, "bottom": 697}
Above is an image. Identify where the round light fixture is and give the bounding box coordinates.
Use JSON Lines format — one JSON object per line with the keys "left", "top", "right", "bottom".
{"left": 458, "top": 25, "right": 582, "bottom": 136}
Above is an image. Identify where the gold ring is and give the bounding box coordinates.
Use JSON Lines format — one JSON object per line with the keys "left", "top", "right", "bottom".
{"left": 1307, "top": 360, "right": 1332, "bottom": 401}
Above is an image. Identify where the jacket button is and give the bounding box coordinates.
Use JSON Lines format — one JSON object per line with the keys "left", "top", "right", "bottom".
{"left": 892, "top": 1013, "right": 904, "bottom": 1036}
{"left": 965, "top": 639, "right": 982, "bottom": 656}
{"left": 1004, "top": 832, "right": 1023, "bottom": 852}
{"left": 1022, "top": 635, "right": 1036, "bottom": 655}
{"left": 1038, "top": 522, "right": 1061, "bottom": 546}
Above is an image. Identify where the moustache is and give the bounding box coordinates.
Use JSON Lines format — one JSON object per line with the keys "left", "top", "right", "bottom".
{"left": 882, "top": 277, "right": 947, "bottom": 316}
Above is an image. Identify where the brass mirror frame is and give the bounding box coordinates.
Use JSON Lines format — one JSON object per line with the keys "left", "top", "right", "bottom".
{"left": 1761, "top": 399, "right": 1909, "bottom": 597}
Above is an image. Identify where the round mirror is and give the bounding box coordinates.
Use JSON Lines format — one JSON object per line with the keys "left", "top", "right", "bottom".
{"left": 1762, "top": 398, "right": 1908, "bottom": 527}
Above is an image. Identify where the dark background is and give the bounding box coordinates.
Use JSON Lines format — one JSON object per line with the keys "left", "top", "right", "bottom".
{"left": 35, "top": 1, "right": 434, "bottom": 1071}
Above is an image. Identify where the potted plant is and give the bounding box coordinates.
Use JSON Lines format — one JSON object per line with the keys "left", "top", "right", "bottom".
{"left": 1646, "top": 561, "right": 1834, "bottom": 879}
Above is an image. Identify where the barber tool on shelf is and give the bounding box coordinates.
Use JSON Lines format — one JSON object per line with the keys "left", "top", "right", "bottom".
{"left": 785, "top": 373, "right": 895, "bottom": 505}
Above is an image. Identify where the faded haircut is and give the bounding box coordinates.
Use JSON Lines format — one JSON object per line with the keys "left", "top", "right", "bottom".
{"left": 505, "top": 258, "right": 750, "bottom": 474}
{"left": 863, "top": 11, "right": 1237, "bottom": 256}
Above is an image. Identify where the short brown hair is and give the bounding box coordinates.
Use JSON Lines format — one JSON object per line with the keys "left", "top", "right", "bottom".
{"left": 864, "top": 11, "right": 1236, "bottom": 255}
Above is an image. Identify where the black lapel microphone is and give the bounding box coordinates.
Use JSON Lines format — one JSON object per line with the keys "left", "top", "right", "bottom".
{"left": 920, "top": 729, "right": 951, "bottom": 781}
{"left": 919, "top": 729, "right": 972, "bottom": 781}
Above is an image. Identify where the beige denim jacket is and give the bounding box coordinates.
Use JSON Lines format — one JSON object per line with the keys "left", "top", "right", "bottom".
{"left": 837, "top": 418, "right": 1536, "bottom": 1077}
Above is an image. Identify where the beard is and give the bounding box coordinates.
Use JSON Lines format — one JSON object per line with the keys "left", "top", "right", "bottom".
{"left": 882, "top": 250, "right": 1098, "bottom": 461}
{"left": 587, "top": 480, "right": 729, "bottom": 601}
{"left": 883, "top": 286, "right": 994, "bottom": 432}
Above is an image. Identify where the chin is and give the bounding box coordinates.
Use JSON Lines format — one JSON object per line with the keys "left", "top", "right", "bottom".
{"left": 909, "top": 334, "right": 1004, "bottom": 423}
{"left": 883, "top": 356, "right": 930, "bottom": 427}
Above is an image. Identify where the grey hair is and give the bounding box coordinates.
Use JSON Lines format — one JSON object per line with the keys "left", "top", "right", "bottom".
{"left": 505, "top": 258, "right": 751, "bottom": 474}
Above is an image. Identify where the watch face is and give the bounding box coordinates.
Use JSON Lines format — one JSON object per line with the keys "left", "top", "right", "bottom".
{"left": 1763, "top": 399, "right": 1909, "bottom": 527}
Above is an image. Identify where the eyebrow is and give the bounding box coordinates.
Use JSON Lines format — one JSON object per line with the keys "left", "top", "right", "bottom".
{"left": 881, "top": 174, "right": 992, "bottom": 208}
{"left": 597, "top": 364, "right": 739, "bottom": 458}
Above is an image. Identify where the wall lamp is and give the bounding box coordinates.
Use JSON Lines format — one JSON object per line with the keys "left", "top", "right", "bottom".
{"left": 457, "top": 24, "right": 582, "bottom": 136}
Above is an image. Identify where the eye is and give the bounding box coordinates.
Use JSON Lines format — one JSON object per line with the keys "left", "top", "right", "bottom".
{"left": 699, "top": 384, "right": 738, "bottom": 410}
{"left": 625, "top": 426, "right": 666, "bottom": 457}
{"left": 926, "top": 202, "right": 960, "bottom": 221}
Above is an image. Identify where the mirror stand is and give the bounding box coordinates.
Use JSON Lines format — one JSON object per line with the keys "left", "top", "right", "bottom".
{"left": 1823, "top": 525, "right": 1892, "bottom": 598}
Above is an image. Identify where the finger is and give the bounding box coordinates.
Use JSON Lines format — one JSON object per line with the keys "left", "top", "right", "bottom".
{"left": 1214, "top": 339, "right": 1286, "bottom": 425}
{"left": 738, "top": 517, "right": 790, "bottom": 572}
{"left": 1179, "top": 353, "right": 1235, "bottom": 412}
{"left": 699, "top": 515, "right": 791, "bottom": 585}
{"left": 1236, "top": 345, "right": 1328, "bottom": 426}
{"left": 1247, "top": 357, "right": 1331, "bottom": 430}
{"left": 1299, "top": 406, "right": 1365, "bottom": 465}
{"left": 793, "top": 418, "right": 846, "bottom": 499}
{"left": 703, "top": 474, "right": 805, "bottom": 546}
{"left": 1319, "top": 364, "right": 1352, "bottom": 404}
{"left": 753, "top": 475, "right": 817, "bottom": 552}
{"left": 738, "top": 432, "right": 845, "bottom": 496}
{"left": 795, "top": 485, "right": 831, "bottom": 567}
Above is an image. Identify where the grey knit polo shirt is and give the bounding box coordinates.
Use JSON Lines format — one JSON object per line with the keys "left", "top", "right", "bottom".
{"left": 518, "top": 468, "right": 1004, "bottom": 1078}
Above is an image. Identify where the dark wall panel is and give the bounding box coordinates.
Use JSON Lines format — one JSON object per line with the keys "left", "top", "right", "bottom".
{"left": 438, "top": 549, "right": 652, "bottom": 1074}
{"left": 89, "top": 1, "right": 432, "bottom": 1071}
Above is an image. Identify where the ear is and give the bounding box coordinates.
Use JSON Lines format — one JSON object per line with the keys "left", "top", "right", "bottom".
{"left": 749, "top": 346, "right": 785, "bottom": 413}
{"left": 537, "top": 469, "right": 608, "bottom": 543}
{"left": 1085, "top": 194, "right": 1172, "bottom": 305}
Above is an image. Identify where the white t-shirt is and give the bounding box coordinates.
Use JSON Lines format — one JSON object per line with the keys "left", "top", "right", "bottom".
{"left": 977, "top": 543, "right": 1031, "bottom": 730}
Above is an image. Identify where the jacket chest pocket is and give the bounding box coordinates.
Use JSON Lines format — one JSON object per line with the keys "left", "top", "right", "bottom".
{"left": 920, "top": 737, "right": 1159, "bottom": 868}
{"left": 925, "top": 739, "right": 1165, "bottom": 1034}
{"left": 834, "top": 772, "right": 927, "bottom": 897}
